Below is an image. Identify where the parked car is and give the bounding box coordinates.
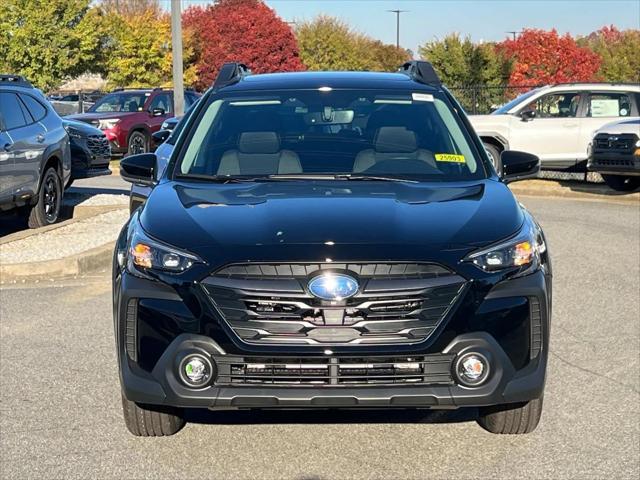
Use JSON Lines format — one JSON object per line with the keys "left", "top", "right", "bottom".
{"left": 48, "top": 91, "right": 102, "bottom": 116}
{"left": 587, "top": 118, "right": 640, "bottom": 191}
{"left": 469, "top": 83, "right": 640, "bottom": 174}
{"left": 0, "top": 74, "right": 71, "bottom": 228}
{"left": 62, "top": 119, "right": 112, "bottom": 189}
{"left": 66, "top": 88, "right": 200, "bottom": 156}
{"left": 130, "top": 99, "right": 200, "bottom": 212}
{"left": 114, "top": 62, "right": 551, "bottom": 437}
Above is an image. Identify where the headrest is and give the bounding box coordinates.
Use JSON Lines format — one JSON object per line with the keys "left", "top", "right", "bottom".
{"left": 374, "top": 127, "right": 417, "bottom": 153}
{"left": 238, "top": 131, "right": 280, "bottom": 154}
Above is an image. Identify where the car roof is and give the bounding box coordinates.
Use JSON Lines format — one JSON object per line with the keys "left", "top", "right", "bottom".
{"left": 547, "top": 83, "right": 640, "bottom": 92}
{"left": 220, "top": 71, "right": 439, "bottom": 92}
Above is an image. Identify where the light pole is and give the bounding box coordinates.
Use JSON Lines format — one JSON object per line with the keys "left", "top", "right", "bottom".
{"left": 171, "top": 0, "right": 184, "bottom": 116}
{"left": 506, "top": 30, "right": 522, "bottom": 41}
{"left": 387, "top": 9, "right": 408, "bottom": 49}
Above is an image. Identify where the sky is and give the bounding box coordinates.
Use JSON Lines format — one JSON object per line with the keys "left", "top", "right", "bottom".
{"left": 175, "top": 0, "right": 640, "bottom": 53}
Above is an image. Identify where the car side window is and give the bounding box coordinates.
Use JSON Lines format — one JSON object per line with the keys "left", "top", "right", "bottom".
{"left": 525, "top": 92, "right": 581, "bottom": 118}
{"left": 587, "top": 92, "right": 633, "bottom": 118}
{"left": 149, "top": 93, "right": 173, "bottom": 114}
{"left": 0, "top": 92, "right": 28, "bottom": 130}
{"left": 19, "top": 94, "right": 47, "bottom": 122}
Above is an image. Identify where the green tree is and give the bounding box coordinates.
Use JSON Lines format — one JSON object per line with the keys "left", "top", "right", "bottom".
{"left": 297, "top": 16, "right": 409, "bottom": 72}
{"left": 419, "top": 34, "right": 512, "bottom": 113}
{"left": 0, "top": 0, "right": 105, "bottom": 91}
{"left": 578, "top": 26, "right": 640, "bottom": 83}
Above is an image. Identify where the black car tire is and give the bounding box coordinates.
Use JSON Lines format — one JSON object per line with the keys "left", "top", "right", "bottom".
{"left": 477, "top": 396, "right": 543, "bottom": 434}
{"left": 121, "top": 392, "right": 185, "bottom": 436}
{"left": 483, "top": 143, "right": 503, "bottom": 176}
{"left": 27, "top": 167, "right": 62, "bottom": 228}
{"left": 601, "top": 174, "right": 640, "bottom": 192}
{"left": 127, "top": 131, "right": 149, "bottom": 156}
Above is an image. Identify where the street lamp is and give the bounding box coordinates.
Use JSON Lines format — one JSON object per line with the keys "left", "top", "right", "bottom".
{"left": 387, "top": 9, "right": 409, "bottom": 49}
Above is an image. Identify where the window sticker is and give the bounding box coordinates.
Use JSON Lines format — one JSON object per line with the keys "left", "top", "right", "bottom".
{"left": 412, "top": 93, "right": 434, "bottom": 102}
{"left": 435, "top": 153, "right": 466, "bottom": 163}
{"left": 590, "top": 99, "right": 619, "bottom": 117}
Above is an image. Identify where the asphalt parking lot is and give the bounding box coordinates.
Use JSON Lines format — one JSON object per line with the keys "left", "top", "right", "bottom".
{"left": 1, "top": 195, "right": 638, "bottom": 480}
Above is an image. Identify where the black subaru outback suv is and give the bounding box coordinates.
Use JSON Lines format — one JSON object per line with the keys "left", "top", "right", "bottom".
{"left": 114, "top": 62, "right": 551, "bottom": 436}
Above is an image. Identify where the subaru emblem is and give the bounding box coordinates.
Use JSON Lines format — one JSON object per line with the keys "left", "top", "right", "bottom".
{"left": 308, "top": 273, "right": 359, "bottom": 300}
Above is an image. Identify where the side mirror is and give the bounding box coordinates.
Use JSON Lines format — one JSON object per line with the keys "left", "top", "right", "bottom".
{"left": 152, "top": 129, "right": 171, "bottom": 146}
{"left": 151, "top": 107, "right": 165, "bottom": 117}
{"left": 120, "top": 153, "right": 157, "bottom": 186}
{"left": 501, "top": 150, "right": 540, "bottom": 184}
{"left": 520, "top": 110, "right": 536, "bottom": 122}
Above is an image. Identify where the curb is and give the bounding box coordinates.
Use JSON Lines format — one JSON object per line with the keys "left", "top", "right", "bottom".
{"left": 509, "top": 184, "right": 640, "bottom": 204}
{"left": 0, "top": 241, "right": 114, "bottom": 283}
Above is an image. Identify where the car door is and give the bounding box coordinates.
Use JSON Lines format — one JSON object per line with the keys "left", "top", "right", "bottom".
{"left": 0, "top": 112, "right": 14, "bottom": 201}
{"left": 146, "top": 92, "right": 173, "bottom": 132}
{"left": 579, "top": 90, "right": 640, "bottom": 159}
{"left": 0, "top": 91, "right": 35, "bottom": 198}
{"left": 507, "top": 90, "right": 583, "bottom": 168}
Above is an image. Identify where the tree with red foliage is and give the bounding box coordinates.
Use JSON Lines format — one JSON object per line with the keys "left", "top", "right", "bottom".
{"left": 183, "top": 0, "right": 304, "bottom": 90}
{"left": 498, "top": 29, "right": 601, "bottom": 85}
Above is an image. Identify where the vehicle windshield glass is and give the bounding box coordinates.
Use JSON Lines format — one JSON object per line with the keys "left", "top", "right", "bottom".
{"left": 177, "top": 89, "right": 487, "bottom": 182}
{"left": 89, "top": 92, "right": 149, "bottom": 113}
{"left": 492, "top": 88, "right": 542, "bottom": 115}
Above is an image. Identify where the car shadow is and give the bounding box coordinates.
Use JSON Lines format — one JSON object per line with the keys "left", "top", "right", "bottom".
{"left": 67, "top": 186, "right": 130, "bottom": 197}
{"left": 183, "top": 407, "right": 479, "bottom": 426}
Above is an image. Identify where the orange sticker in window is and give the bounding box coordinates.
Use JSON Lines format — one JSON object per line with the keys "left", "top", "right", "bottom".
{"left": 435, "top": 153, "right": 466, "bottom": 163}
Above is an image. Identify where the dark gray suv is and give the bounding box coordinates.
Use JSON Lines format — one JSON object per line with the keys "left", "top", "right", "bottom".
{"left": 0, "top": 75, "right": 71, "bottom": 228}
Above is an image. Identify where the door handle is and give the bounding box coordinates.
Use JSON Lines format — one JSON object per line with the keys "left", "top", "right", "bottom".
{"left": 36, "top": 134, "right": 45, "bottom": 143}
{"left": 563, "top": 122, "right": 578, "bottom": 128}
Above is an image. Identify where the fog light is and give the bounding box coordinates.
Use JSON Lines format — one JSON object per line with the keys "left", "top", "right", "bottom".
{"left": 179, "top": 354, "right": 214, "bottom": 387}
{"left": 455, "top": 352, "right": 489, "bottom": 386}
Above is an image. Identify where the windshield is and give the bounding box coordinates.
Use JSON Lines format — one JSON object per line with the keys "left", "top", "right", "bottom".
{"left": 177, "top": 89, "right": 487, "bottom": 182}
{"left": 89, "top": 92, "right": 149, "bottom": 113}
{"left": 492, "top": 88, "right": 542, "bottom": 115}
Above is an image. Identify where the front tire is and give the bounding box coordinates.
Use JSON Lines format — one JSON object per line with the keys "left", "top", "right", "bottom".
{"left": 601, "top": 174, "right": 640, "bottom": 192}
{"left": 127, "top": 131, "right": 149, "bottom": 156}
{"left": 121, "top": 392, "right": 185, "bottom": 436}
{"left": 483, "top": 143, "right": 503, "bottom": 176}
{"left": 27, "top": 167, "right": 62, "bottom": 228}
{"left": 477, "top": 396, "right": 543, "bottom": 434}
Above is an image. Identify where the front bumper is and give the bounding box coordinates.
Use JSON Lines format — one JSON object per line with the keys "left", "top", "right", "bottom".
{"left": 116, "top": 268, "right": 551, "bottom": 410}
{"left": 588, "top": 152, "right": 640, "bottom": 176}
{"left": 70, "top": 138, "right": 112, "bottom": 179}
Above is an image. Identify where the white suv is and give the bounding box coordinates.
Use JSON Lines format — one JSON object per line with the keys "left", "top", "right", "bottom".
{"left": 469, "top": 84, "right": 640, "bottom": 174}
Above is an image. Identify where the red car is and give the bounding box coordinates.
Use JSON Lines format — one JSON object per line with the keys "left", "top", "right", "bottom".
{"left": 67, "top": 88, "right": 200, "bottom": 155}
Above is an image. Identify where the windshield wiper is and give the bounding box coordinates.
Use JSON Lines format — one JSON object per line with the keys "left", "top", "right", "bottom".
{"left": 175, "top": 173, "right": 256, "bottom": 183}
{"left": 333, "top": 174, "right": 418, "bottom": 183}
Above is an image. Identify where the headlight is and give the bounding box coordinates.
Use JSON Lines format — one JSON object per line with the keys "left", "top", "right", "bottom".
{"left": 465, "top": 221, "right": 546, "bottom": 274}
{"left": 127, "top": 220, "right": 202, "bottom": 275}
{"left": 97, "top": 118, "right": 120, "bottom": 130}
{"left": 63, "top": 125, "right": 83, "bottom": 139}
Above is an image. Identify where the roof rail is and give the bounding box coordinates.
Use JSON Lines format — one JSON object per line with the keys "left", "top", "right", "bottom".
{"left": 0, "top": 74, "right": 33, "bottom": 88}
{"left": 398, "top": 61, "right": 441, "bottom": 86}
{"left": 213, "top": 62, "right": 251, "bottom": 89}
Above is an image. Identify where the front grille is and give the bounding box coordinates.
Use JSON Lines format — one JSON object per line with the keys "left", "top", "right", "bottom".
{"left": 592, "top": 157, "right": 637, "bottom": 167}
{"left": 215, "top": 354, "right": 455, "bottom": 386}
{"left": 86, "top": 134, "right": 111, "bottom": 158}
{"left": 593, "top": 133, "right": 637, "bottom": 153}
{"left": 202, "top": 262, "right": 466, "bottom": 346}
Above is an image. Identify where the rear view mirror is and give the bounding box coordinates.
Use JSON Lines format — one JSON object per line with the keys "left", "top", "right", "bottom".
{"left": 501, "top": 150, "right": 540, "bottom": 184}
{"left": 520, "top": 110, "right": 536, "bottom": 122}
{"left": 151, "top": 108, "right": 165, "bottom": 117}
{"left": 120, "top": 153, "right": 157, "bottom": 187}
{"left": 152, "top": 129, "right": 171, "bottom": 146}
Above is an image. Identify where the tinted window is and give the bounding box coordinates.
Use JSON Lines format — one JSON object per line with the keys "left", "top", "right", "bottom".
{"left": 587, "top": 92, "right": 633, "bottom": 118}
{"left": 492, "top": 88, "right": 543, "bottom": 115}
{"left": 19, "top": 94, "right": 47, "bottom": 122}
{"left": 0, "top": 92, "right": 28, "bottom": 130}
{"left": 89, "top": 92, "right": 149, "bottom": 113}
{"left": 149, "top": 93, "right": 172, "bottom": 114}
{"left": 178, "top": 89, "right": 486, "bottom": 182}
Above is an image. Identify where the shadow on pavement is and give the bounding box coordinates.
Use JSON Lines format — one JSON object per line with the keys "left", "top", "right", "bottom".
{"left": 68, "top": 186, "right": 130, "bottom": 197}
{"left": 184, "top": 407, "right": 478, "bottom": 426}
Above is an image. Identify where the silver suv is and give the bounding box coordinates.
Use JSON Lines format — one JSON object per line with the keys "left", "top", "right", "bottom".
{"left": 0, "top": 75, "right": 71, "bottom": 227}
{"left": 470, "top": 83, "right": 640, "bottom": 174}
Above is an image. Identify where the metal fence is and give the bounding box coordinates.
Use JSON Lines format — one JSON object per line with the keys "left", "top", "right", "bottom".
{"left": 447, "top": 85, "right": 541, "bottom": 115}
{"left": 47, "top": 90, "right": 106, "bottom": 116}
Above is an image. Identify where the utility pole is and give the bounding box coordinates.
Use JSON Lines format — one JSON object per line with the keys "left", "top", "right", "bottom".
{"left": 506, "top": 30, "right": 522, "bottom": 41}
{"left": 171, "top": 0, "right": 184, "bottom": 116}
{"left": 387, "top": 10, "right": 408, "bottom": 49}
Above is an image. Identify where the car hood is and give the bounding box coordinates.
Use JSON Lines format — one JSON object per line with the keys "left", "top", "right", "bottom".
{"left": 62, "top": 118, "right": 104, "bottom": 136}
{"left": 595, "top": 118, "right": 640, "bottom": 135}
{"left": 65, "top": 111, "right": 138, "bottom": 123}
{"left": 139, "top": 180, "right": 523, "bottom": 261}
